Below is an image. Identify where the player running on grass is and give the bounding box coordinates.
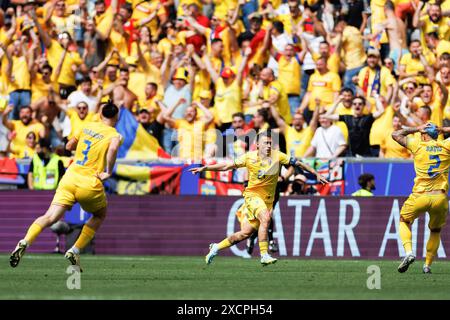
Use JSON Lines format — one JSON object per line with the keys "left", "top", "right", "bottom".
{"left": 190, "top": 130, "right": 328, "bottom": 266}
{"left": 392, "top": 122, "right": 450, "bottom": 274}
{"left": 10, "top": 101, "right": 122, "bottom": 271}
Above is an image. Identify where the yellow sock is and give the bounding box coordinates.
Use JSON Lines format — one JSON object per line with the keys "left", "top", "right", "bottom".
{"left": 74, "top": 225, "right": 96, "bottom": 251}
{"left": 24, "top": 223, "right": 43, "bottom": 245}
{"left": 425, "top": 232, "right": 441, "bottom": 267}
{"left": 259, "top": 241, "right": 268, "bottom": 255}
{"left": 217, "top": 238, "right": 232, "bottom": 250}
{"left": 399, "top": 221, "right": 412, "bottom": 254}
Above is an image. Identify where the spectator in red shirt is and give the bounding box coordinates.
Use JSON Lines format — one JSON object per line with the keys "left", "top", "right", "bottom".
{"left": 185, "top": 3, "right": 209, "bottom": 54}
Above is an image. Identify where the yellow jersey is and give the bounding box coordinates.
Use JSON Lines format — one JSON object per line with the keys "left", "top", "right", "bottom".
{"left": 357, "top": 66, "right": 395, "bottom": 106}
{"left": 70, "top": 121, "right": 122, "bottom": 176}
{"left": 47, "top": 40, "right": 83, "bottom": 86}
{"left": 341, "top": 26, "right": 366, "bottom": 70}
{"left": 263, "top": 80, "right": 292, "bottom": 124}
{"left": 307, "top": 71, "right": 341, "bottom": 110}
{"left": 312, "top": 52, "right": 340, "bottom": 74}
{"left": 214, "top": 78, "right": 242, "bottom": 124}
{"left": 406, "top": 135, "right": 450, "bottom": 193}
{"left": 174, "top": 119, "right": 207, "bottom": 161}
{"left": 277, "top": 55, "right": 302, "bottom": 95}
{"left": 8, "top": 56, "right": 31, "bottom": 93}
{"left": 10, "top": 120, "right": 44, "bottom": 158}
{"left": 285, "top": 126, "right": 313, "bottom": 158}
{"left": 381, "top": 128, "right": 410, "bottom": 159}
{"left": 234, "top": 150, "right": 291, "bottom": 205}
{"left": 66, "top": 109, "right": 94, "bottom": 140}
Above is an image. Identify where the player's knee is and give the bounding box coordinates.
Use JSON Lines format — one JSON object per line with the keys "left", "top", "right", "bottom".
{"left": 259, "top": 210, "right": 270, "bottom": 223}
{"left": 430, "top": 227, "right": 441, "bottom": 233}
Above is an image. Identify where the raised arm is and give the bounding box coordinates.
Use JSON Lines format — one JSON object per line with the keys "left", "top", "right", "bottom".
{"left": 185, "top": 15, "right": 208, "bottom": 36}
{"left": 436, "top": 80, "right": 449, "bottom": 108}
{"left": 236, "top": 47, "right": 251, "bottom": 85}
{"left": 326, "top": 95, "right": 343, "bottom": 115}
{"left": 372, "top": 93, "right": 386, "bottom": 119}
{"left": 136, "top": 3, "right": 160, "bottom": 28}
{"left": 292, "top": 158, "right": 328, "bottom": 184}
{"left": 1, "top": 105, "right": 15, "bottom": 131}
{"left": 161, "top": 52, "right": 173, "bottom": 89}
{"left": 269, "top": 103, "right": 287, "bottom": 132}
{"left": 412, "top": 1, "right": 424, "bottom": 29}
{"left": 53, "top": 47, "right": 67, "bottom": 81}
{"left": 203, "top": 54, "right": 220, "bottom": 84}
{"left": 162, "top": 98, "right": 185, "bottom": 127}
{"left": 30, "top": 7, "right": 52, "bottom": 49}
{"left": 189, "top": 161, "right": 237, "bottom": 174}
{"left": 392, "top": 124, "right": 425, "bottom": 147}
{"left": 194, "top": 101, "right": 213, "bottom": 125}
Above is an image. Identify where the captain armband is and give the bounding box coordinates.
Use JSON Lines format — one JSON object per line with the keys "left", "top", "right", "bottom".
{"left": 289, "top": 157, "right": 298, "bottom": 166}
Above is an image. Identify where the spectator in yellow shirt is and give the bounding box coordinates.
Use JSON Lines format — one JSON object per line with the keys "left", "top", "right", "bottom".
{"left": 30, "top": 8, "right": 85, "bottom": 99}
{"left": 413, "top": 1, "right": 450, "bottom": 46}
{"left": 59, "top": 101, "right": 95, "bottom": 141}
{"left": 259, "top": 67, "right": 292, "bottom": 125}
{"left": 299, "top": 57, "right": 341, "bottom": 123}
{"left": 164, "top": 100, "right": 214, "bottom": 162}
{"left": 335, "top": 17, "right": 367, "bottom": 93}
{"left": 269, "top": 42, "right": 304, "bottom": 119}
{"left": 4, "top": 38, "right": 32, "bottom": 120}
{"left": 139, "top": 82, "right": 160, "bottom": 121}
{"left": 380, "top": 114, "right": 411, "bottom": 159}
{"left": 399, "top": 40, "right": 435, "bottom": 84}
{"left": 204, "top": 47, "right": 251, "bottom": 132}
{"left": 2, "top": 105, "right": 45, "bottom": 158}
{"left": 355, "top": 48, "right": 395, "bottom": 107}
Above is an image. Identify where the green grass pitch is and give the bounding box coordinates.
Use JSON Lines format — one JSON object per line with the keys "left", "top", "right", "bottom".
{"left": 1, "top": 254, "right": 450, "bottom": 299}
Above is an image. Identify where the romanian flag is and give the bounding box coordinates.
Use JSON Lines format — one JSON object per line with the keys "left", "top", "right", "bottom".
{"left": 116, "top": 107, "right": 170, "bottom": 160}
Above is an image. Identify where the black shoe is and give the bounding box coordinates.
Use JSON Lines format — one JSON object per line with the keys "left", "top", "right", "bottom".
{"left": 246, "top": 238, "right": 255, "bottom": 255}
{"left": 423, "top": 266, "right": 432, "bottom": 274}
{"left": 269, "top": 240, "right": 279, "bottom": 253}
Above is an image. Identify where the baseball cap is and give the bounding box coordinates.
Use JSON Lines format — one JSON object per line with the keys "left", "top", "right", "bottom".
{"left": 248, "top": 12, "right": 263, "bottom": 21}
{"left": 367, "top": 48, "right": 380, "bottom": 57}
{"left": 125, "top": 56, "right": 138, "bottom": 66}
{"left": 199, "top": 90, "right": 212, "bottom": 99}
{"left": 172, "top": 67, "right": 188, "bottom": 82}
{"left": 220, "top": 67, "right": 235, "bottom": 79}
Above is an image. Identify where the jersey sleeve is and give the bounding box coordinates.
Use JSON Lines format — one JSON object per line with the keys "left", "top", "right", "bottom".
{"left": 233, "top": 153, "right": 247, "bottom": 168}
{"left": 406, "top": 136, "right": 419, "bottom": 153}
{"left": 278, "top": 151, "right": 291, "bottom": 165}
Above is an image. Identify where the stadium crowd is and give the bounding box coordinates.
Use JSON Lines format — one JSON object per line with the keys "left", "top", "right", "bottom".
{"left": 0, "top": 0, "right": 450, "bottom": 163}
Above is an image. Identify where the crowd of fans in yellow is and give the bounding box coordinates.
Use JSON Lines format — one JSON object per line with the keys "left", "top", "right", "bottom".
{"left": 0, "top": 0, "right": 449, "bottom": 163}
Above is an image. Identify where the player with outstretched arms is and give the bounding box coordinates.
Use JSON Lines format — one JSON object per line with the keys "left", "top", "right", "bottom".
{"left": 10, "top": 101, "right": 123, "bottom": 271}
{"left": 190, "top": 130, "right": 328, "bottom": 266}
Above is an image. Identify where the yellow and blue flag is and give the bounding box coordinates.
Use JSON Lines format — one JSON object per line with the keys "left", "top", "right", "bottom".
{"left": 116, "top": 107, "right": 170, "bottom": 160}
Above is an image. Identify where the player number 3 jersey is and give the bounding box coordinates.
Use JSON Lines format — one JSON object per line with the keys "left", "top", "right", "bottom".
{"left": 70, "top": 122, "right": 122, "bottom": 175}
{"left": 407, "top": 136, "right": 450, "bottom": 193}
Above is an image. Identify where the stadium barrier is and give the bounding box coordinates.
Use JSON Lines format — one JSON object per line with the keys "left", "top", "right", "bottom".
{"left": 4, "top": 157, "right": 418, "bottom": 195}
{"left": 1, "top": 191, "right": 449, "bottom": 260}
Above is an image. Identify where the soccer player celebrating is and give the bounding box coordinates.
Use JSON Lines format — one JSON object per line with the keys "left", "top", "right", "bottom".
{"left": 189, "top": 130, "right": 328, "bottom": 266}
{"left": 392, "top": 122, "right": 450, "bottom": 274}
{"left": 10, "top": 101, "right": 123, "bottom": 271}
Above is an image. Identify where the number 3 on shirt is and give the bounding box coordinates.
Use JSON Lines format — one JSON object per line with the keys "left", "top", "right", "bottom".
{"left": 428, "top": 155, "right": 441, "bottom": 178}
{"left": 76, "top": 139, "right": 92, "bottom": 166}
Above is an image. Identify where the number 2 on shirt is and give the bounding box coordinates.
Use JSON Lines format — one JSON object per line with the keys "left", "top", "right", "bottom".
{"left": 428, "top": 155, "right": 441, "bottom": 178}
{"left": 76, "top": 139, "right": 92, "bottom": 166}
